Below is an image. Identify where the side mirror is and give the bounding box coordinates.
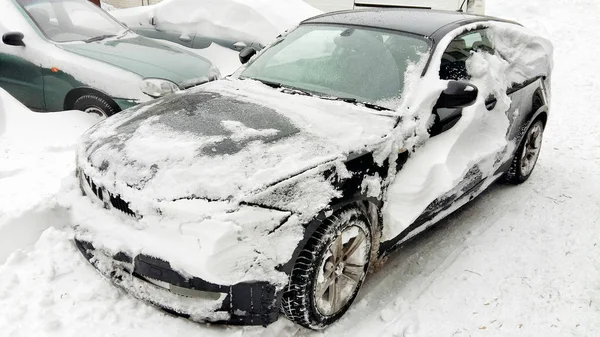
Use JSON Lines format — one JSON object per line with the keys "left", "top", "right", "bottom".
{"left": 2, "top": 32, "right": 25, "bottom": 46}
{"left": 239, "top": 46, "right": 258, "bottom": 64}
{"left": 435, "top": 81, "right": 478, "bottom": 109}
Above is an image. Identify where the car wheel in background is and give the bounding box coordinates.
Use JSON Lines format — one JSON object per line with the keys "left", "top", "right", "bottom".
{"left": 281, "top": 206, "right": 372, "bottom": 329}
{"left": 73, "top": 94, "right": 119, "bottom": 118}
{"left": 505, "top": 119, "right": 545, "bottom": 184}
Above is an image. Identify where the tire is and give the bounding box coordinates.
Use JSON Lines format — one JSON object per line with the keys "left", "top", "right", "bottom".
{"left": 73, "top": 94, "right": 119, "bottom": 118}
{"left": 505, "top": 119, "right": 545, "bottom": 184}
{"left": 281, "top": 206, "right": 372, "bottom": 329}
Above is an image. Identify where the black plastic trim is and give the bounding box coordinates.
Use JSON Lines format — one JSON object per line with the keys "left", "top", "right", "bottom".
{"left": 74, "top": 239, "right": 280, "bottom": 326}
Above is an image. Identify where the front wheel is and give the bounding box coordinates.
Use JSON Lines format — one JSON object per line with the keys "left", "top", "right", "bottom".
{"left": 505, "top": 119, "right": 545, "bottom": 184}
{"left": 73, "top": 94, "right": 119, "bottom": 118}
{"left": 281, "top": 207, "right": 372, "bottom": 329}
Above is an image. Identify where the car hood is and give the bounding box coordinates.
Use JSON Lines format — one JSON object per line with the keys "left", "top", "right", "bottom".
{"left": 78, "top": 79, "right": 396, "bottom": 203}
{"left": 59, "top": 33, "right": 213, "bottom": 87}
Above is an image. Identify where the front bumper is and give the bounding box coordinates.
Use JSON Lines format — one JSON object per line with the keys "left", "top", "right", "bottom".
{"left": 75, "top": 239, "right": 280, "bottom": 326}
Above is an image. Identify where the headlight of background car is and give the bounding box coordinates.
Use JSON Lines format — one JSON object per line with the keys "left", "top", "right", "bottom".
{"left": 140, "top": 78, "right": 180, "bottom": 98}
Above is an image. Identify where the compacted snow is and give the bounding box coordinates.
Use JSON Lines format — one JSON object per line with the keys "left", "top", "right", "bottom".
{"left": 1, "top": 0, "right": 599, "bottom": 336}
{"left": 112, "top": 0, "right": 321, "bottom": 45}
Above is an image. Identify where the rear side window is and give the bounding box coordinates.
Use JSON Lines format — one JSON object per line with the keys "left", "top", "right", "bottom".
{"left": 439, "top": 29, "right": 494, "bottom": 80}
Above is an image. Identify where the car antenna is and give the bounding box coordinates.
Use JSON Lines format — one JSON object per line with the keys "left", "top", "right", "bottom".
{"left": 458, "top": 0, "right": 467, "bottom": 12}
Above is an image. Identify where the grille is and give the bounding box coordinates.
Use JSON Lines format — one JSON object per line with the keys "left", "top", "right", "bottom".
{"left": 82, "top": 173, "right": 137, "bottom": 217}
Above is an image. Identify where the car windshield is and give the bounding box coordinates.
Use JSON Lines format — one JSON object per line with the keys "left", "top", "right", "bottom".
{"left": 240, "top": 24, "right": 430, "bottom": 110}
{"left": 16, "top": 0, "right": 126, "bottom": 43}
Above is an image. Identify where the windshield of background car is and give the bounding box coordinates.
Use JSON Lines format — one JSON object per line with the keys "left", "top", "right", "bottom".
{"left": 240, "top": 24, "right": 430, "bottom": 109}
{"left": 16, "top": 0, "right": 126, "bottom": 43}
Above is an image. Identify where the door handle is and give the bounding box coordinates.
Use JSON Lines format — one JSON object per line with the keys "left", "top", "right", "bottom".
{"left": 485, "top": 95, "right": 497, "bottom": 110}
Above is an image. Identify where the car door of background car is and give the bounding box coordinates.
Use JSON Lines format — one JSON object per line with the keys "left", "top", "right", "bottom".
{"left": 0, "top": 2, "right": 45, "bottom": 111}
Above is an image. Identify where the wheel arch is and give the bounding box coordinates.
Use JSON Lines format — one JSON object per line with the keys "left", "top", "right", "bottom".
{"left": 63, "top": 87, "right": 120, "bottom": 112}
{"left": 280, "top": 197, "right": 382, "bottom": 277}
{"left": 531, "top": 88, "right": 549, "bottom": 126}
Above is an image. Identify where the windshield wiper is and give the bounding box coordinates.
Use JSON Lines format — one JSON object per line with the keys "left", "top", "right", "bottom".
{"left": 242, "top": 77, "right": 391, "bottom": 110}
{"left": 253, "top": 78, "right": 282, "bottom": 89}
{"left": 246, "top": 78, "right": 313, "bottom": 96}
{"left": 85, "top": 34, "right": 116, "bottom": 43}
{"left": 321, "top": 96, "right": 393, "bottom": 112}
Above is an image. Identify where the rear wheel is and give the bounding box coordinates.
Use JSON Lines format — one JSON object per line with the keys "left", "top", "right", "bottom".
{"left": 281, "top": 207, "right": 372, "bottom": 329}
{"left": 73, "top": 94, "right": 119, "bottom": 118}
{"left": 505, "top": 119, "right": 545, "bottom": 184}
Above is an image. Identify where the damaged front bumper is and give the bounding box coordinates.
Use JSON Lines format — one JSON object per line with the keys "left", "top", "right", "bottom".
{"left": 75, "top": 239, "right": 280, "bottom": 326}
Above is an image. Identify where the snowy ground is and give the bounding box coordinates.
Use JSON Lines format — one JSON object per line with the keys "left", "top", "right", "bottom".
{"left": 1, "top": 0, "right": 599, "bottom": 336}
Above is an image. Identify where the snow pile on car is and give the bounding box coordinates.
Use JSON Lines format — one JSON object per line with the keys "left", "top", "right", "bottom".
{"left": 380, "top": 22, "right": 553, "bottom": 242}
{"left": 112, "top": 0, "right": 321, "bottom": 45}
{"left": 0, "top": 89, "right": 99, "bottom": 263}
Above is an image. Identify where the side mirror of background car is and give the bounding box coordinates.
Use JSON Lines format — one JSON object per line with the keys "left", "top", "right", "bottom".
{"left": 233, "top": 41, "right": 247, "bottom": 51}
{"left": 435, "top": 80, "right": 478, "bottom": 109}
{"left": 2, "top": 32, "right": 25, "bottom": 46}
{"left": 239, "top": 46, "right": 258, "bottom": 64}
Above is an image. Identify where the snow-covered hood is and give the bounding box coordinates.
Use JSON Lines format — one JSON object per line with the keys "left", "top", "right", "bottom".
{"left": 78, "top": 79, "right": 396, "bottom": 206}
{"left": 59, "top": 34, "right": 213, "bottom": 88}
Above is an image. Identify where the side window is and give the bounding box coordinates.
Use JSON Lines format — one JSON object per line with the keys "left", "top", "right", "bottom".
{"left": 439, "top": 29, "right": 494, "bottom": 81}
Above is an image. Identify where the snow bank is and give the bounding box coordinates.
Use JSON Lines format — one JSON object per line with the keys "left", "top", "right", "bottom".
{"left": 380, "top": 22, "right": 553, "bottom": 242}
{"left": 0, "top": 89, "right": 98, "bottom": 263}
{"left": 112, "top": 0, "right": 321, "bottom": 46}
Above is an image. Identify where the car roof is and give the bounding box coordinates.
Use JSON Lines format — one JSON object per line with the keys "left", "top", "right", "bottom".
{"left": 301, "top": 8, "right": 516, "bottom": 39}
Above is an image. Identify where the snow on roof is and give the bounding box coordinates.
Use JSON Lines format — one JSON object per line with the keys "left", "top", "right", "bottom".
{"left": 112, "top": 0, "right": 322, "bottom": 45}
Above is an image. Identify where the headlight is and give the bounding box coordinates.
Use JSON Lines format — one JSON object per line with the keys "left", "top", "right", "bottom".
{"left": 140, "top": 78, "right": 180, "bottom": 98}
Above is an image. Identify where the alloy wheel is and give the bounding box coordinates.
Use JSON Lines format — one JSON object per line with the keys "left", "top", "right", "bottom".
{"left": 520, "top": 122, "right": 544, "bottom": 177}
{"left": 314, "top": 224, "right": 369, "bottom": 316}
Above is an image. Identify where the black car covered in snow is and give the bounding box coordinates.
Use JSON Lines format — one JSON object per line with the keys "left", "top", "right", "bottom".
{"left": 71, "top": 8, "right": 552, "bottom": 329}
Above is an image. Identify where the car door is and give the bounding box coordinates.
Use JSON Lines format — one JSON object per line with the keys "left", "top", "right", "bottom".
{"left": 382, "top": 27, "right": 522, "bottom": 248}
{"left": 436, "top": 27, "right": 522, "bottom": 182}
{"left": 0, "top": 4, "right": 45, "bottom": 111}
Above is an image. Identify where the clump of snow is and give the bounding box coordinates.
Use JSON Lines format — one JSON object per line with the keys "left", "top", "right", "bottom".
{"left": 221, "top": 120, "right": 280, "bottom": 141}
{"left": 112, "top": 0, "right": 321, "bottom": 46}
{"left": 361, "top": 173, "right": 382, "bottom": 199}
